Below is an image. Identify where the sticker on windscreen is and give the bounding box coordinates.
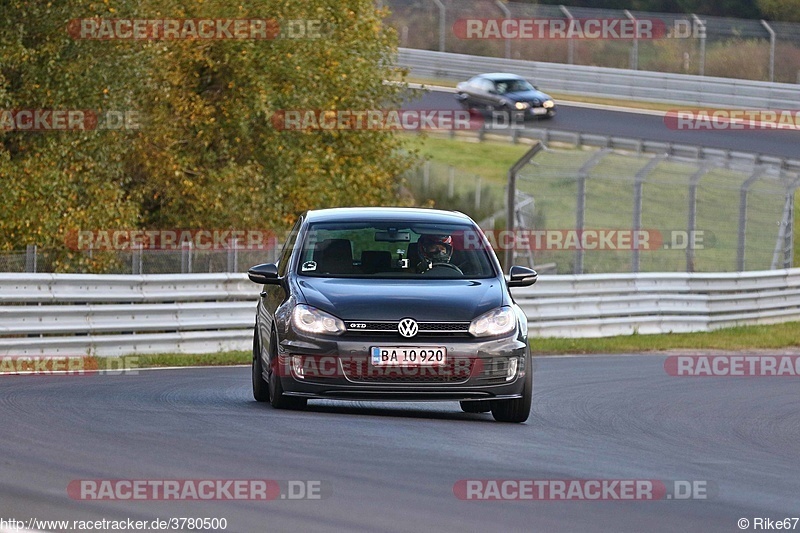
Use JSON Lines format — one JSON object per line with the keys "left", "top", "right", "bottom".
{"left": 301, "top": 261, "right": 317, "bottom": 272}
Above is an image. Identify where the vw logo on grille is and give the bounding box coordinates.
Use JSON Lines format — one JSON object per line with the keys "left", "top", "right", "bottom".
{"left": 397, "top": 318, "right": 419, "bottom": 338}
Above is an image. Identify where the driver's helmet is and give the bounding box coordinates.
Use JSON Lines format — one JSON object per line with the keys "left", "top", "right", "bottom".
{"left": 418, "top": 234, "right": 453, "bottom": 264}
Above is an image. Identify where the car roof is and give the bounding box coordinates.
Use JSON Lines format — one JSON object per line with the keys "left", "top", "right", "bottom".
{"left": 304, "top": 207, "right": 473, "bottom": 225}
{"left": 473, "top": 73, "right": 526, "bottom": 81}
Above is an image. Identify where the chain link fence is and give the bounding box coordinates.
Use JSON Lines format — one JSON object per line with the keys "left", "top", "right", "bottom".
{"left": 384, "top": 0, "right": 800, "bottom": 83}
{"left": 0, "top": 245, "right": 281, "bottom": 274}
{"left": 510, "top": 144, "right": 797, "bottom": 274}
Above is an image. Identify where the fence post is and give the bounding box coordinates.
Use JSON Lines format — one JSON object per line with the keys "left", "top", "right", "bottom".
{"left": 431, "top": 0, "right": 446, "bottom": 52}
{"left": 25, "top": 244, "right": 37, "bottom": 273}
{"left": 692, "top": 14, "right": 706, "bottom": 76}
{"left": 632, "top": 155, "right": 665, "bottom": 273}
{"left": 760, "top": 20, "right": 776, "bottom": 83}
{"left": 505, "top": 142, "right": 544, "bottom": 273}
{"left": 624, "top": 10, "right": 638, "bottom": 70}
{"left": 495, "top": 0, "right": 512, "bottom": 59}
{"left": 181, "top": 241, "right": 193, "bottom": 274}
{"left": 423, "top": 160, "right": 430, "bottom": 193}
{"left": 560, "top": 5, "right": 575, "bottom": 65}
{"left": 686, "top": 166, "right": 710, "bottom": 272}
{"left": 574, "top": 149, "right": 611, "bottom": 274}
{"left": 132, "top": 244, "right": 143, "bottom": 275}
{"left": 736, "top": 167, "right": 767, "bottom": 271}
{"left": 475, "top": 176, "right": 482, "bottom": 210}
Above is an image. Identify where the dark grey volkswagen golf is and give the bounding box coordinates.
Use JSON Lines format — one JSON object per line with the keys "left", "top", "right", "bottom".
{"left": 248, "top": 207, "right": 538, "bottom": 422}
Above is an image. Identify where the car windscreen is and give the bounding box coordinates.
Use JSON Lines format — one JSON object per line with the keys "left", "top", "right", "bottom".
{"left": 296, "top": 221, "right": 497, "bottom": 279}
{"left": 495, "top": 79, "right": 534, "bottom": 94}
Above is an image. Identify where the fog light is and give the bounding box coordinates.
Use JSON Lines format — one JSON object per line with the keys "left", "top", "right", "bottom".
{"left": 506, "top": 357, "right": 518, "bottom": 381}
{"left": 291, "top": 355, "right": 305, "bottom": 379}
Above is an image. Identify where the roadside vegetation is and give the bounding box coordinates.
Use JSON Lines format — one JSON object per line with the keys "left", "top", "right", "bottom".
{"left": 0, "top": 0, "right": 416, "bottom": 272}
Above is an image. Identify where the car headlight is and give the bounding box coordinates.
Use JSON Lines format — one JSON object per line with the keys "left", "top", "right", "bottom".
{"left": 543, "top": 100, "right": 555, "bottom": 109}
{"left": 514, "top": 102, "right": 530, "bottom": 110}
{"left": 291, "top": 304, "right": 346, "bottom": 335}
{"left": 469, "top": 306, "right": 516, "bottom": 337}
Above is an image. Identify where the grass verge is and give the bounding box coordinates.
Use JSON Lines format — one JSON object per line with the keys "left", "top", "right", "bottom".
{"left": 531, "top": 322, "right": 800, "bottom": 355}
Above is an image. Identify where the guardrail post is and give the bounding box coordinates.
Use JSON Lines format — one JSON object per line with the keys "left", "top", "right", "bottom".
{"left": 560, "top": 5, "right": 575, "bottom": 64}
{"left": 686, "top": 165, "right": 710, "bottom": 272}
{"left": 495, "top": 0, "right": 512, "bottom": 59}
{"left": 430, "top": 0, "right": 446, "bottom": 52}
{"left": 506, "top": 142, "right": 544, "bottom": 273}
{"left": 25, "top": 244, "right": 37, "bottom": 273}
{"left": 574, "top": 149, "right": 611, "bottom": 274}
{"left": 632, "top": 155, "right": 665, "bottom": 273}
{"left": 737, "top": 167, "right": 767, "bottom": 271}
{"left": 761, "top": 20, "right": 776, "bottom": 83}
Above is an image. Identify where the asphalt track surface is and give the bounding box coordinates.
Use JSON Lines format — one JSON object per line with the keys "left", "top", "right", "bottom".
{"left": 1, "top": 356, "right": 798, "bottom": 533}
{"left": 410, "top": 89, "right": 800, "bottom": 160}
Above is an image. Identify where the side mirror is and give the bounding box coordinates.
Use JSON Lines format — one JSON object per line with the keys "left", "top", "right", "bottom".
{"left": 507, "top": 265, "right": 538, "bottom": 287}
{"left": 248, "top": 263, "right": 280, "bottom": 285}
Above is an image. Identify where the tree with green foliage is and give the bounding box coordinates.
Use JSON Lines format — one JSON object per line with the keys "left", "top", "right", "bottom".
{"left": 758, "top": 0, "right": 800, "bottom": 21}
{"left": 0, "top": 0, "right": 415, "bottom": 271}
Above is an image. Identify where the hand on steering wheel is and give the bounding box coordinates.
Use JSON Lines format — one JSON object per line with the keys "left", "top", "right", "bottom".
{"left": 430, "top": 262, "right": 463, "bottom": 274}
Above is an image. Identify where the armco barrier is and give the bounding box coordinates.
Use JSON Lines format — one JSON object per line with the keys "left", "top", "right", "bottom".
{"left": 398, "top": 48, "right": 800, "bottom": 109}
{"left": 1, "top": 269, "right": 799, "bottom": 355}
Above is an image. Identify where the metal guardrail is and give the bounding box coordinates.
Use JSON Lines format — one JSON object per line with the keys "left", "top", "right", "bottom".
{"left": 1, "top": 270, "right": 799, "bottom": 355}
{"left": 398, "top": 48, "right": 800, "bottom": 109}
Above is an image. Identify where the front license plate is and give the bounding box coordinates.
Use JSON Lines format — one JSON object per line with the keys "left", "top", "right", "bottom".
{"left": 532, "top": 107, "right": 548, "bottom": 115}
{"left": 371, "top": 346, "right": 447, "bottom": 366}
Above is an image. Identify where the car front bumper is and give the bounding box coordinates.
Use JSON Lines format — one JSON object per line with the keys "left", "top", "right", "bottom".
{"left": 274, "top": 334, "right": 530, "bottom": 402}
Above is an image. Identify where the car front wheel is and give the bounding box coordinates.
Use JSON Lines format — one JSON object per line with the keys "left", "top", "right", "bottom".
{"left": 267, "top": 330, "right": 307, "bottom": 410}
{"left": 252, "top": 330, "right": 270, "bottom": 402}
{"left": 491, "top": 355, "right": 532, "bottom": 423}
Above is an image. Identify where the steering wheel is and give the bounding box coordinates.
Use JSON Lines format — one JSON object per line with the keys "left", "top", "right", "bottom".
{"left": 430, "top": 262, "right": 463, "bottom": 274}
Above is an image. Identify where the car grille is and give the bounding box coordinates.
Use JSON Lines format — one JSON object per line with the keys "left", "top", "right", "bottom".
{"left": 344, "top": 321, "right": 471, "bottom": 337}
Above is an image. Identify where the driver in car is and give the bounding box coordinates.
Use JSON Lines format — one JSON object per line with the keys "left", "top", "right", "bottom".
{"left": 415, "top": 234, "right": 455, "bottom": 273}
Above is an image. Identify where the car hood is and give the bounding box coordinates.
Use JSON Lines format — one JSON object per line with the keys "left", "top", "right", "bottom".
{"left": 295, "top": 277, "right": 506, "bottom": 322}
{"left": 505, "top": 89, "right": 551, "bottom": 103}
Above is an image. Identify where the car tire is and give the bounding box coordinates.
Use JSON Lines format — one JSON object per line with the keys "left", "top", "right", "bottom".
{"left": 490, "top": 355, "right": 532, "bottom": 423}
{"left": 252, "top": 329, "right": 270, "bottom": 402}
{"left": 460, "top": 401, "right": 492, "bottom": 413}
{"left": 267, "top": 329, "right": 307, "bottom": 410}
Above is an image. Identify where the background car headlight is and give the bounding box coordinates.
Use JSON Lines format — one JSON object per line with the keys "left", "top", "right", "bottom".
{"left": 543, "top": 100, "right": 555, "bottom": 109}
{"left": 291, "top": 304, "right": 346, "bottom": 335}
{"left": 469, "top": 306, "right": 516, "bottom": 337}
{"left": 514, "top": 102, "right": 530, "bottom": 110}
